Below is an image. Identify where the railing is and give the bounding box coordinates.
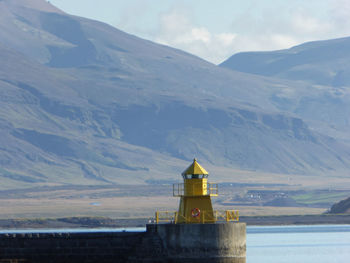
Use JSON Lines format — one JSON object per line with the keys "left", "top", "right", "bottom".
{"left": 208, "top": 183, "right": 219, "bottom": 196}
{"left": 218, "top": 210, "right": 240, "bottom": 222}
{"left": 173, "top": 183, "right": 184, "bottom": 197}
{"left": 155, "top": 211, "right": 177, "bottom": 224}
{"left": 154, "top": 210, "right": 239, "bottom": 224}
{"left": 173, "top": 183, "right": 218, "bottom": 197}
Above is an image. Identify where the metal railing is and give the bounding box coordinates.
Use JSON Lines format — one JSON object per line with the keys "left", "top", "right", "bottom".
{"left": 173, "top": 183, "right": 218, "bottom": 197}
{"left": 155, "top": 211, "right": 177, "bottom": 224}
{"left": 154, "top": 210, "right": 239, "bottom": 224}
{"left": 208, "top": 183, "right": 219, "bottom": 196}
{"left": 173, "top": 183, "right": 184, "bottom": 197}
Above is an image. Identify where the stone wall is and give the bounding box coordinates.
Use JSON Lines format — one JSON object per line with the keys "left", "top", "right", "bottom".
{"left": 0, "top": 232, "right": 144, "bottom": 263}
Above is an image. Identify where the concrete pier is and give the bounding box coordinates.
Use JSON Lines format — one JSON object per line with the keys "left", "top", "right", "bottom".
{"left": 0, "top": 223, "right": 246, "bottom": 262}
{"left": 145, "top": 222, "right": 246, "bottom": 263}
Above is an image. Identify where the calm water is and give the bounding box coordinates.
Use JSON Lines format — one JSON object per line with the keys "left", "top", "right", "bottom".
{"left": 247, "top": 225, "right": 350, "bottom": 263}
{"left": 1, "top": 224, "right": 350, "bottom": 262}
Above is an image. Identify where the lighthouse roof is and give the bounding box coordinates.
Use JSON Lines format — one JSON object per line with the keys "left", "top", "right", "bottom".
{"left": 182, "top": 158, "right": 208, "bottom": 176}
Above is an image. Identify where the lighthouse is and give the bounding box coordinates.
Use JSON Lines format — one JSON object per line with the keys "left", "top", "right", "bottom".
{"left": 156, "top": 158, "right": 239, "bottom": 224}
{"left": 150, "top": 159, "right": 246, "bottom": 263}
{"left": 175, "top": 158, "right": 216, "bottom": 223}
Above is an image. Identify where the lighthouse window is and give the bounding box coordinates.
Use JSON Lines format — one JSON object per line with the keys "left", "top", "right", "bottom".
{"left": 190, "top": 174, "right": 208, "bottom": 179}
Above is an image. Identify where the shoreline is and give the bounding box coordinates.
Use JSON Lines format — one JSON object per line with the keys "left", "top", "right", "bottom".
{"left": 240, "top": 214, "right": 350, "bottom": 226}
{"left": 0, "top": 214, "right": 350, "bottom": 229}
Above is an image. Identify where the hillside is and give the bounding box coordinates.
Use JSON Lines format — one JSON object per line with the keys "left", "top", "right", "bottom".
{"left": 220, "top": 37, "right": 350, "bottom": 86}
{"left": 220, "top": 37, "right": 350, "bottom": 140}
{"left": 329, "top": 196, "right": 350, "bottom": 214}
{"left": 1, "top": 0, "right": 350, "bottom": 189}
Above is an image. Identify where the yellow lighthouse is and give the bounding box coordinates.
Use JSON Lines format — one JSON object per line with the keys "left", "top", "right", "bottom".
{"left": 155, "top": 158, "right": 239, "bottom": 224}
{"left": 175, "top": 158, "right": 217, "bottom": 223}
{"left": 151, "top": 159, "right": 244, "bottom": 262}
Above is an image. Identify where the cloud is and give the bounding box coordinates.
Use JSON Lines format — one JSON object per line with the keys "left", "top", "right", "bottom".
{"left": 329, "top": 0, "right": 350, "bottom": 34}
{"left": 145, "top": 1, "right": 350, "bottom": 64}
{"left": 152, "top": 7, "right": 318, "bottom": 64}
{"left": 53, "top": 0, "right": 350, "bottom": 64}
{"left": 290, "top": 11, "right": 331, "bottom": 35}
{"left": 154, "top": 8, "right": 237, "bottom": 64}
{"left": 227, "top": 7, "right": 334, "bottom": 52}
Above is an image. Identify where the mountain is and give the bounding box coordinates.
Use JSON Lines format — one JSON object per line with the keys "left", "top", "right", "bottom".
{"left": 220, "top": 37, "right": 350, "bottom": 86}
{"left": 329, "top": 196, "right": 350, "bottom": 214}
{"left": 220, "top": 38, "right": 350, "bottom": 142}
{"left": 1, "top": 0, "right": 350, "bottom": 189}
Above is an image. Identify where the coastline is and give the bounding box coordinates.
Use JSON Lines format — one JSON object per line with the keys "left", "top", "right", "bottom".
{"left": 240, "top": 214, "right": 350, "bottom": 225}
{"left": 0, "top": 214, "right": 350, "bottom": 229}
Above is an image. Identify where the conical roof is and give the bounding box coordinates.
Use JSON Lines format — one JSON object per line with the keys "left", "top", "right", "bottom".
{"left": 182, "top": 158, "right": 208, "bottom": 176}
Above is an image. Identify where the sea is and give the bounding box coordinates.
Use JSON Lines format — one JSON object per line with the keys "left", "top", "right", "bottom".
{"left": 1, "top": 224, "right": 350, "bottom": 262}
{"left": 247, "top": 224, "right": 350, "bottom": 263}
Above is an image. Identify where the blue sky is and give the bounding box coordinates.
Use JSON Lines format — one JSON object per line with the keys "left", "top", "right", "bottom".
{"left": 50, "top": 0, "right": 350, "bottom": 64}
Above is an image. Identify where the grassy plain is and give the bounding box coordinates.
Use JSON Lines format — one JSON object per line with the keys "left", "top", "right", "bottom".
{"left": 1, "top": 167, "right": 349, "bottom": 221}
{"left": 0, "top": 196, "right": 326, "bottom": 220}
{"left": 0, "top": 184, "right": 334, "bottom": 220}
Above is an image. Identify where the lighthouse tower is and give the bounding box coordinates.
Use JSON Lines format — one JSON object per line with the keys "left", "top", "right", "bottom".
{"left": 155, "top": 158, "right": 239, "bottom": 224}
{"left": 151, "top": 159, "right": 245, "bottom": 262}
{"left": 175, "top": 158, "right": 217, "bottom": 223}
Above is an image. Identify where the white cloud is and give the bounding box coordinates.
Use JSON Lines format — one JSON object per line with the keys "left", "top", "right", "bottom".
{"left": 143, "top": 1, "right": 350, "bottom": 64}
{"left": 152, "top": 7, "right": 326, "bottom": 64}
{"left": 269, "top": 35, "right": 299, "bottom": 49}
{"left": 329, "top": 0, "right": 350, "bottom": 34}
{"left": 225, "top": 7, "right": 335, "bottom": 54}
{"left": 154, "top": 8, "right": 238, "bottom": 64}
{"left": 191, "top": 27, "right": 211, "bottom": 43}
{"left": 217, "top": 33, "right": 236, "bottom": 47}
{"left": 291, "top": 12, "right": 331, "bottom": 35}
{"left": 51, "top": 0, "right": 350, "bottom": 64}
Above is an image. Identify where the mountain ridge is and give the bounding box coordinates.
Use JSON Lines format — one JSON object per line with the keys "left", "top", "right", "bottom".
{"left": 220, "top": 36, "right": 350, "bottom": 142}
{"left": 1, "top": 0, "right": 350, "bottom": 189}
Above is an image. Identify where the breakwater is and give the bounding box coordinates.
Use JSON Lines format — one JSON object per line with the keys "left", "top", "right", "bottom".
{"left": 0, "top": 223, "right": 246, "bottom": 263}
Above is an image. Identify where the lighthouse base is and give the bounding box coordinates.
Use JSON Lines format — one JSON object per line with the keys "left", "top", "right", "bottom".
{"left": 138, "top": 222, "right": 246, "bottom": 263}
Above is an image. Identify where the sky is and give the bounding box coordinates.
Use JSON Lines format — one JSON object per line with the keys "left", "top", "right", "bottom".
{"left": 49, "top": 0, "right": 350, "bottom": 64}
